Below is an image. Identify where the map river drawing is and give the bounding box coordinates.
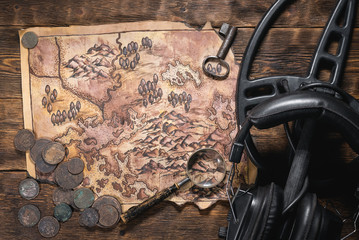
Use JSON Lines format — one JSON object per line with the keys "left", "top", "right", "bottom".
{"left": 20, "top": 22, "right": 246, "bottom": 209}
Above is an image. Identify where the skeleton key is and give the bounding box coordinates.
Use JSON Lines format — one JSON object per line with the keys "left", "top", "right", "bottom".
{"left": 202, "top": 23, "right": 237, "bottom": 80}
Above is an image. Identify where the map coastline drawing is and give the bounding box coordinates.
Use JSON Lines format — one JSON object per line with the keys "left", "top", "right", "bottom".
{"left": 20, "top": 21, "right": 246, "bottom": 210}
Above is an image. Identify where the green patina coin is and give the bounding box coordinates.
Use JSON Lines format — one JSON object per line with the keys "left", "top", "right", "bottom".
{"left": 73, "top": 188, "right": 95, "bottom": 209}
{"left": 54, "top": 203, "right": 72, "bottom": 222}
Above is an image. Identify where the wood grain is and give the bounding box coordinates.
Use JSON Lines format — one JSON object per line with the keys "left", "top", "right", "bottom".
{"left": 0, "top": 172, "right": 229, "bottom": 240}
{"left": 1, "top": 0, "right": 358, "bottom": 27}
{"left": 1, "top": 0, "right": 359, "bottom": 239}
{"left": 1, "top": 172, "right": 358, "bottom": 239}
{"left": 0, "top": 98, "right": 26, "bottom": 170}
{"left": 1, "top": 27, "right": 359, "bottom": 99}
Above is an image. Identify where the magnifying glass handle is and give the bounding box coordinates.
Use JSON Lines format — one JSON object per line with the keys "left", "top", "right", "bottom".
{"left": 120, "top": 177, "right": 190, "bottom": 224}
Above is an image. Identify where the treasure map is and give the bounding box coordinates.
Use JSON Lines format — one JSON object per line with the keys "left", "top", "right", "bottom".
{"left": 20, "top": 21, "right": 246, "bottom": 210}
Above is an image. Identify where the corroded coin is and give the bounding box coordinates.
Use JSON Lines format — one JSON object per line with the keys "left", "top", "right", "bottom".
{"left": 38, "top": 216, "right": 60, "bottom": 238}
{"left": 98, "top": 204, "right": 119, "bottom": 228}
{"left": 42, "top": 141, "right": 65, "bottom": 165}
{"left": 79, "top": 208, "right": 99, "bottom": 228}
{"left": 67, "top": 158, "right": 85, "bottom": 175}
{"left": 18, "top": 204, "right": 41, "bottom": 227}
{"left": 55, "top": 162, "right": 83, "bottom": 190}
{"left": 21, "top": 31, "right": 38, "bottom": 49}
{"left": 30, "top": 139, "right": 51, "bottom": 163}
{"left": 54, "top": 203, "right": 72, "bottom": 222}
{"left": 73, "top": 188, "right": 95, "bottom": 209}
{"left": 52, "top": 187, "right": 74, "bottom": 206}
{"left": 35, "top": 154, "right": 57, "bottom": 174}
{"left": 14, "top": 129, "right": 35, "bottom": 152}
{"left": 18, "top": 178, "right": 39, "bottom": 200}
{"left": 92, "top": 195, "right": 122, "bottom": 219}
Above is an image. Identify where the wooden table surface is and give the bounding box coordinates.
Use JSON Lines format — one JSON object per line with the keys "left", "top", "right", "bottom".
{"left": 1, "top": 0, "right": 359, "bottom": 239}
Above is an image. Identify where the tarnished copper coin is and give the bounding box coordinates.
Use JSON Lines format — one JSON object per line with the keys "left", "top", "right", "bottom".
{"left": 42, "top": 141, "right": 65, "bottom": 165}
{"left": 73, "top": 188, "right": 95, "bottom": 209}
{"left": 79, "top": 208, "right": 99, "bottom": 228}
{"left": 18, "top": 204, "right": 41, "bottom": 227}
{"left": 55, "top": 162, "right": 83, "bottom": 190}
{"left": 30, "top": 139, "right": 51, "bottom": 163}
{"left": 14, "top": 129, "right": 35, "bottom": 152}
{"left": 35, "top": 154, "right": 57, "bottom": 174}
{"left": 18, "top": 178, "right": 39, "bottom": 200}
{"left": 67, "top": 158, "right": 85, "bottom": 175}
{"left": 92, "top": 195, "right": 122, "bottom": 224}
{"left": 21, "top": 31, "right": 38, "bottom": 49}
{"left": 54, "top": 203, "right": 72, "bottom": 222}
{"left": 38, "top": 216, "right": 60, "bottom": 238}
{"left": 98, "top": 204, "right": 119, "bottom": 228}
{"left": 52, "top": 187, "right": 74, "bottom": 206}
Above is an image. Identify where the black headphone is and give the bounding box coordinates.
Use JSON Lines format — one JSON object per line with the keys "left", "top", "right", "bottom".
{"left": 224, "top": 89, "right": 359, "bottom": 240}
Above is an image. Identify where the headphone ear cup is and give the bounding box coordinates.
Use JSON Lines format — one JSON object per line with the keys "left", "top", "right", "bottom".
{"left": 314, "top": 206, "right": 343, "bottom": 240}
{"left": 238, "top": 183, "right": 283, "bottom": 240}
{"left": 276, "top": 200, "right": 321, "bottom": 240}
{"left": 287, "top": 193, "right": 318, "bottom": 240}
{"left": 286, "top": 193, "right": 343, "bottom": 240}
{"left": 261, "top": 183, "right": 284, "bottom": 239}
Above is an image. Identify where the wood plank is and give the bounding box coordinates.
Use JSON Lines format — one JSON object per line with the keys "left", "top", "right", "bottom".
{"left": 237, "top": 27, "right": 359, "bottom": 98}
{"left": 0, "top": 171, "right": 229, "bottom": 240}
{"left": 0, "top": 26, "right": 358, "bottom": 170}
{"left": 1, "top": 0, "right": 359, "bottom": 239}
{"left": 1, "top": 0, "right": 358, "bottom": 28}
{"left": 0, "top": 171, "right": 358, "bottom": 239}
{"left": 1, "top": 27, "right": 359, "bottom": 99}
{"left": 0, "top": 26, "right": 21, "bottom": 99}
{"left": 0, "top": 99, "right": 26, "bottom": 170}
{"left": 1, "top": 95, "right": 357, "bottom": 169}
{"left": 0, "top": 125, "right": 27, "bottom": 171}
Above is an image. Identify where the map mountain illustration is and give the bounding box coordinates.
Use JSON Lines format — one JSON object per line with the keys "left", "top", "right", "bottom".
{"left": 22, "top": 22, "right": 243, "bottom": 209}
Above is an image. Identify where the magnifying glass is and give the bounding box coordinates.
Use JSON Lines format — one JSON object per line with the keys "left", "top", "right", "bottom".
{"left": 120, "top": 148, "right": 226, "bottom": 223}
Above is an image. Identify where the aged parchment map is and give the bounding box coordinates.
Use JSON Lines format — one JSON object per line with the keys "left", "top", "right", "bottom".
{"left": 20, "top": 21, "right": 245, "bottom": 210}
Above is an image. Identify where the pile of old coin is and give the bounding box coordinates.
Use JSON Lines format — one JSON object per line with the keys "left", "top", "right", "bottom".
{"left": 15, "top": 129, "right": 123, "bottom": 237}
{"left": 17, "top": 177, "right": 62, "bottom": 238}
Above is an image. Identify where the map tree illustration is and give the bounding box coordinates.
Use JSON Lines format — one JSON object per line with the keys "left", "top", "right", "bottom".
{"left": 21, "top": 22, "right": 245, "bottom": 210}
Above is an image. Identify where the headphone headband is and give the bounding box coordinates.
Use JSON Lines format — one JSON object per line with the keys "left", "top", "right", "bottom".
{"left": 230, "top": 91, "right": 359, "bottom": 164}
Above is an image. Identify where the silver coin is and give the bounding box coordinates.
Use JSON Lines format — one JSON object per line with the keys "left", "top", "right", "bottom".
{"left": 19, "top": 178, "right": 39, "bottom": 200}
{"left": 21, "top": 32, "right": 38, "bottom": 49}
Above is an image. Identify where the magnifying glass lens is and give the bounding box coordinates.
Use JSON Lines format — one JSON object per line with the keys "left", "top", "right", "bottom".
{"left": 187, "top": 149, "right": 226, "bottom": 188}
